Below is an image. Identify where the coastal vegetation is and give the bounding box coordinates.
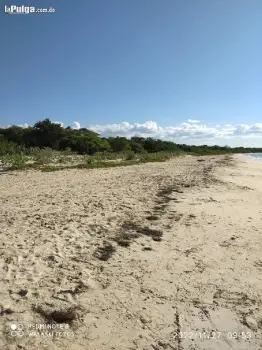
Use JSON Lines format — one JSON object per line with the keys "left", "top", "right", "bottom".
{"left": 0, "top": 119, "right": 261, "bottom": 171}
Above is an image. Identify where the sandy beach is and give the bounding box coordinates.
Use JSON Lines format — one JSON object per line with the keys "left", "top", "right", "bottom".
{"left": 1, "top": 154, "right": 262, "bottom": 350}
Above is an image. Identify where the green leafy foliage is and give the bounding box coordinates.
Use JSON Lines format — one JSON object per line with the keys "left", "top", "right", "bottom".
{"left": 1, "top": 154, "right": 27, "bottom": 170}
{"left": 33, "top": 148, "right": 53, "bottom": 165}
{"left": 124, "top": 151, "right": 136, "bottom": 160}
{"left": 1, "top": 119, "right": 262, "bottom": 173}
{"left": 107, "top": 137, "right": 131, "bottom": 152}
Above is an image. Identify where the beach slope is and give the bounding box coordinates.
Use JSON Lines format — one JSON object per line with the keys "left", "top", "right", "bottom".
{"left": 1, "top": 155, "right": 262, "bottom": 350}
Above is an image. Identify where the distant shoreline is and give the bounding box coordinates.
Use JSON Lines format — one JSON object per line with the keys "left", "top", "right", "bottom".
{"left": 242, "top": 152, "right": 262, "bottom": 160}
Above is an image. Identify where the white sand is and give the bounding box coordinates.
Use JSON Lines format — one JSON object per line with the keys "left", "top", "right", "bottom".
{"left": 1, "top": 155, "right": 262, "bottom": 350}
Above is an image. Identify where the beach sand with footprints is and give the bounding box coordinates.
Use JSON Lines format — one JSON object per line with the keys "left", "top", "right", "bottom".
{"left": 1, "top": 155, "right": 262, "bottom": 350}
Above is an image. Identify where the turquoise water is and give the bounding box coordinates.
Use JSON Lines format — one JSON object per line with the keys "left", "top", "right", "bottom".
{"left": 247, "top": 153, "right": 262, "bottom": 160}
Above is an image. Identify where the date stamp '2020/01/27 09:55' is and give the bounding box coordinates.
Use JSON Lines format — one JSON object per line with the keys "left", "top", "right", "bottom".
{"left": 173, "top": 331, "right": 253, "bottom": 340}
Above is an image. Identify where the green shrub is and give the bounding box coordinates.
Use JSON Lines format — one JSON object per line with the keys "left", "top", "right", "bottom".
{"left": 85, "top": 156, "right": 95, "bottom": 165}
{"left": 92, "top": 152, "right": 105, "bottom": 161}
{"left": 23, "top": 147, "right": 41, "bottom": 156}
{"left": 2, "top": 154, "right": 27, "bottom": 170}
{"left": 63, "top": 147, "right": 72, "bottom": 155}
{"left": 140, "top": 153, "right": 150, "bottom": 161}
{"left": 124, "top": 151, "right": 136, "bottom": 160}
{"left": 34, "top": 147, "right": 53, "bottom": 165}
{"left": 0, "top": 140, "right": 18, "bottom": 156}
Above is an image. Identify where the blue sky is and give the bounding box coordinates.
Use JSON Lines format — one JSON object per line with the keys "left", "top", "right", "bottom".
{"left": 1, "top": 0, "right": 262, "bottom": 146}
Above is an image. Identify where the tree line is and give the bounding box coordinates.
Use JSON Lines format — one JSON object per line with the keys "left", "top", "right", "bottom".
{"left": 1, "top": 119, "right": 262, "bottom": 156}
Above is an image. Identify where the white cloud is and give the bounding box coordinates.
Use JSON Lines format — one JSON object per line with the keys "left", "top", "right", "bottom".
{"left": 17, "top": 123, "right": 29, "bottom": 128}
{"left": 90, "top": 121, "right": 221, "bottom": 139}
{"left": 3, "top": 123, "right": 29, "bottom": 128}
{"left": 89, "top": 120, "right": 262, "bottom": 146}
{"left": 2, "top": 119, "right": 262, "bottom": 147}
{"left": 187, "top": 119, "right": 200, "bottom": 123}
{"left": 72, "top": 121, "right": 81, "bottom": 129}
{"left": 54, "top": 121, "right": 64, "bottom": 127}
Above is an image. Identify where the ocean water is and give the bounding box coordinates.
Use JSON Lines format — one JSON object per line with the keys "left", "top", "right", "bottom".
{"left": 247, "top": 153, "right": 262, "bottom": 160}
